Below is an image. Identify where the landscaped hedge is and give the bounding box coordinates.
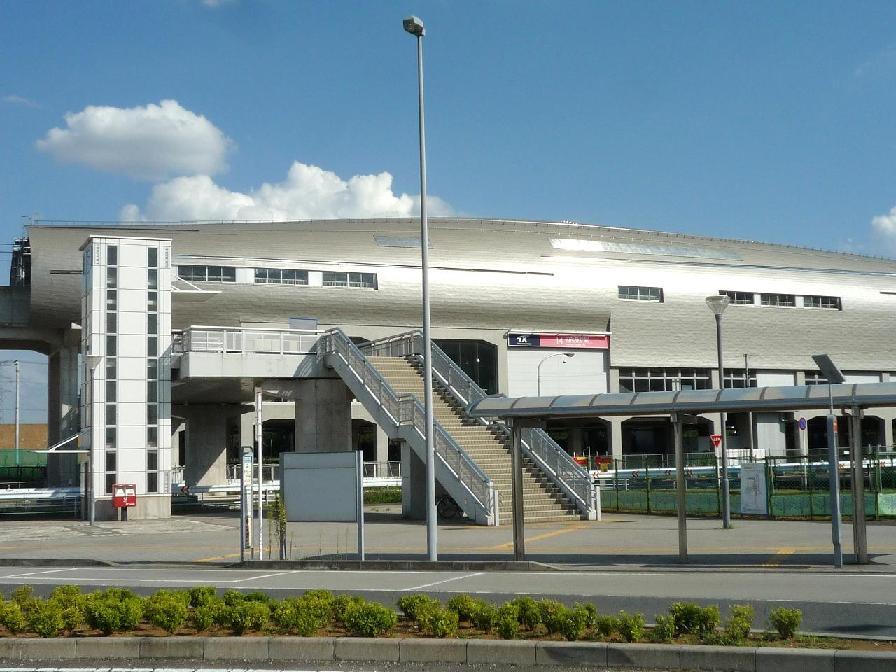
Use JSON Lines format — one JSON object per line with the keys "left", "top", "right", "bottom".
{"left": 0, "top": 585, "right": 807, "bottom": 646}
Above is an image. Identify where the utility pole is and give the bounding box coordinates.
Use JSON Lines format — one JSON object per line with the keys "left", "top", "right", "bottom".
{"left": 14, "top": 360, "right": 20, "bottom": 468}
{"left": 744, "top": 353, "right": 754, "bottom": 456}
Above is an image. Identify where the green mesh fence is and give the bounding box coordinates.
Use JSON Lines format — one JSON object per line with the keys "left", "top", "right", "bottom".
{"left": 0, "top": 450, "right": 46, "bottom": 467}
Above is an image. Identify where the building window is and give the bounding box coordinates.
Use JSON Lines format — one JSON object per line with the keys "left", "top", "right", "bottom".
{"left": 148, "top": 247, "right": 158, "bottom": 268}
{"left": 618, "top": 367, "right": 711, "bottom": 392}
{"left": 105, "top": 427, "right": 116, "bottom": 448}
{"left": 105, "top": 448, "right": 116, "bottom": 495}
{"left": 106, "top": 268, "right": 117, "bottom": 289}
{"left": 804, "top": 371, "right": 828, "bottom": 385}
{"left": 322, "top": 271, "right": 378, "bottom": 288}
{"left": 147, "top": 380, "right": 158, "bottom": 403}
{"left": 106, "top": 335, "right": 116, "bottom": 356}
{"left": 761, "top": 293, "right": 796, "bottom": 307}
{"left": 148, "top": 314, "right": 157, "bottom": 334}
{"left": 106, "top": 290, "right": 117, "bottom": 311}
{"left": 147, "top": 450, "right": 159, "bottom": 494}
{"left": 719, "top": 290, "right": 754, "bottom": 305}
{"left": 147, "top": 426, "right": 158, "bottom": 448}
{"left": 177, "top": 265, "right": 236, "bottom": 283}
{"left": 148, "top": 269, "right": 158, "bottom": 289}
{"left": 254, "top": 268, "right": 309, "bottom": 285}
{"left": 804, "top": 295, "right": 841, "bottom": 310}
{"left": 723, "top": 368, "right": 757, "bottom": 388}
{"left": 107, "top": 245, "right": 117, "bottom": 266}
{"left": 106, "top": 380, "right": 116, "bottom": 402}
{"left": 618, "top": 286, "right": 663, "bottom": 302}
{"left": 147, "top": 291, "right": 157, "bottom": 312}
{"left": 106, "top": 314, "right": 116, "bottom": 334}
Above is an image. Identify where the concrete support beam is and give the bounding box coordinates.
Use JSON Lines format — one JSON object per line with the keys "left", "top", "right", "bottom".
{"left": 177, "top": 404, "right": 228, "bottom": 486}
{"left": 294, "top": 379, "right": 352, "bottom": 453}
{"left": 401, "top": 441, "right": 426, "bottom": 520}
{"left": 46, "top": 344, "right": 79, "bottom": 487}
{"left": 610, "top": 418, "right": 624, "bottom": 461}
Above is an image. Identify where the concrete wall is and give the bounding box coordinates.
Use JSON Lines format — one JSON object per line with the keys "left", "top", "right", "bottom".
{"left": 294, "top": 379, "right": 352, "bottom": 453}
{"left": 177, "top": 404, "right": 228, "bottom": 486}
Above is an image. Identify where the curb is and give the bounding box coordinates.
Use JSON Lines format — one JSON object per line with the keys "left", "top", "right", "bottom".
{"left": 0, "top": 637, "right": 892, "bottom": 671}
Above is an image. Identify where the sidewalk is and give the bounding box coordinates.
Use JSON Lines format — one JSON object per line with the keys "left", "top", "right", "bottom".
{"left": 1, "top": 508, "right": 894, "bottom": 570}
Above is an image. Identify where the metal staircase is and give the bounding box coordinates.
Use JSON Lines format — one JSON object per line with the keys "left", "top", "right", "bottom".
{"left": 359, "top": 332, "right": 599, "bottom": 524}
{"left": 317, "top": 330, "right": 499, "bottom": 525}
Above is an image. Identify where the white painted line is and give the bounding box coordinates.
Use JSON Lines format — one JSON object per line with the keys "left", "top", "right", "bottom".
{"left": 401, "top": 572, "right": 484, "bottom": 591}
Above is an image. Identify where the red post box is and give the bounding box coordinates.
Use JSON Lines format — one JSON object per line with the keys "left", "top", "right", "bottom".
{"left": 112, "top": 483, "right": 137, "bottom": 508}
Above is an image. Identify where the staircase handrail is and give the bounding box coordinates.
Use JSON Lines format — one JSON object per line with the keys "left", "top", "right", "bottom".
{"left": 319, "top": 329, "right": 495, "bottom": 514}
{"left": 362, "top": 331, "right": 596, "bottom": 516}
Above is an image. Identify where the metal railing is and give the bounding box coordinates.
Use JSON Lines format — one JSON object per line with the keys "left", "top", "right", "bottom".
{"left": 363, "top": 461, "right": 401, "bottom": 479}
{"left": 362, "top": 331, "right": 597, "bottom": 518}
{"left": 319, "top": 330, "right": 496, "bottom": 520}
{"left": 183, "top": 325, "right": 321, "bottom": 355}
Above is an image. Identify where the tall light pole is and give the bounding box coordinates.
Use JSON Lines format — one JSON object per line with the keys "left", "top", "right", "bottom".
{"left": 706, "top": 295, "right": 731, "bottom": 529}
{"left": 536, "top": 352, "right": 575, "bottom": 396}
{"left": 403, "top": 14, "right": 437, "bottom": 561}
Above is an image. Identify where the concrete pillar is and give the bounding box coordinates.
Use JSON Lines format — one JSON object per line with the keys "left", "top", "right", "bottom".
{"left": 610, "top": 418, "right": 624, "bottom": 462}
{"left": 376, "top": 425, "right": 389, "bottom": 464}
{"left": 568, "top": 427, "right": 584, "bottom": 455}
{"left": 885, "top": 414, "right": 894, "bottom": 451}
{"left": 178, "top": 405, "right": 228, "bottom": 486}
{"left": 294, "top": 379, "right": 352, "bottom": 453}
{"left": 401, "top": 441, "right": 426, "bottom": 520}
{"left": 46, "top": 344, "right": 79, "bottom": 486}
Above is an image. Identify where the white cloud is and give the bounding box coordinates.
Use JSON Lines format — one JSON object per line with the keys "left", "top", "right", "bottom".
{"left": 37, "top": 100, "right": 232, "bottom": 181}
{"left": 3, "top": 94, "right": 39, "bottom": 108}
{"left": 872, "top": 207, "right": 896, "bottom": 253}
{"left": 120, "top": 161, "right": 453, "bottom": 221}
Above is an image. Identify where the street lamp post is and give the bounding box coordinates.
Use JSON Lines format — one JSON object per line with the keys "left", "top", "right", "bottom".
{"left": 536, "top": 352, "right": 575, "bottom": 397}
{"left": 705, "top": 295, "right": 732, "bottom": 529}
{"left": 403, "top": 15, "right": 437, "bottom": 561}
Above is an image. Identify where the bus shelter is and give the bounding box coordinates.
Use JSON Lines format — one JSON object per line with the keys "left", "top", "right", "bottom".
{"left": 468, "top": 382, "right": 896, "bottom": 565}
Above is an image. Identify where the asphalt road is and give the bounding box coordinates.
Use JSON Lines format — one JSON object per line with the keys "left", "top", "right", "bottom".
{"left": 1, "top": 564, "right": 893, "bottom": 638}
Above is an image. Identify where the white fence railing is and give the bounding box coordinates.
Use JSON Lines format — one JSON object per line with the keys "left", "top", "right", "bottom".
{"left": 183, "top": 326, "right": 320, "bottom": 355}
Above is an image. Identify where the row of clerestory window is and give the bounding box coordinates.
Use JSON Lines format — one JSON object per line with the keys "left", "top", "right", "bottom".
{"left": 177, "top": 265, "right": 377, "bottom": 289}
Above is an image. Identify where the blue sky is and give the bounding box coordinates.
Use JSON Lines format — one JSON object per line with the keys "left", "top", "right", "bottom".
{"left": 2, "top": 1, "right": 896, "bottom": 422}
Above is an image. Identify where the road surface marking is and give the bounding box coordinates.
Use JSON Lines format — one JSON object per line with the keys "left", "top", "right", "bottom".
{"left": 762, "top": 547, "right": 797, "bottom": 567}
{"left": 481, "top": 523, "right": 587, "bottom": 551}
{"left": 402, "top": 572, "right": 484, "bottom": 591}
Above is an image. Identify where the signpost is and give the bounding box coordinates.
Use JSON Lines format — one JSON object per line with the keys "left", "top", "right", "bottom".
{"left": 240, "top": 447, "right": 253, "bottom": 562}
{"left": 710, "top": 434, "right": 722, "bottom": 449}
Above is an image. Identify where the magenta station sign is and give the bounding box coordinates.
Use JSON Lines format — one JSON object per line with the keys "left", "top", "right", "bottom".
{"left": 508, "top": 332, "right": 610, "bottom": 350}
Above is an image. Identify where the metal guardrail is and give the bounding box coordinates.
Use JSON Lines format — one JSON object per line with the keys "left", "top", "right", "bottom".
{"left": 182, "top": 326, "right": 321, "bottom": 355}
{"left": 320, "top": 329, "right": 496, "bottom": 521}
{"left": 363, "top": 331, "right": 597, "bottom": 518}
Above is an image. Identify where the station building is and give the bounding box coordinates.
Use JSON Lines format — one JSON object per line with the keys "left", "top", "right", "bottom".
{"left": 2, "top": 218, "right": 895, "bottom": 519}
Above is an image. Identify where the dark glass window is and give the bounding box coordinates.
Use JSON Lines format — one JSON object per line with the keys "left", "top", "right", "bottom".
{"left": 148, "top": 269, "right": 158, "bottom": 289}
{"left": 147, "top": 426, "right": 158, "bottom": 447}
{"left": 147, "top": 380, "right": 157, "bottom": 402}
{"left": 148, "top": 247, "right": 158, "bottom": 268}
{"left": 322, "top": 271, "right": 377, "bottom": 288}
{"left": 105, "top": 473, "right": 116, "bottom": 495}
{"left": 105, "top": 427, "right": 116, "bottom": 448}
{"left": 719, "top": 290, "right": 754, "bottom": 305}
{"left": 761, "top": 293, "right": 796, "bottom": 307}
{"left": 618, "top": 368, "right": 711, "bottom": 393}
{"left": 106, "top": 268, "right": 117, "bottom": 288}
{"left": 106, "top": 359, "right": 117, "bottom": 380}
{"left": 107, "top": 246, "right": 117, "bottom": 266}
{"left": 723, "top": 369, "right": 758, "bottom": 388}
{"left": 433, "top": 339, "right": 498, "bottom": 395}
{"left": 254, "top": 268, "right": 309, "bottom": 285}
{"left": 106, "top": 290, "right": 117, "bottom": 311}
{"left": 106, "top": 404, "right": 116, "bottom": 426}
{"left": 105, "top": 451, "right": 116, "bottom": 471}
{"left": 147, "top": 291, "right": 157, "bottom": 312}
{"left": 148, "top": 314, "right": 157, "bottom": 334}
{"left": 106, "top": 335, "right": 116, "bottom": 356}
{"left": 804, "top": 295, "right": 841, "bottom": 310}
{"left": 147, "top": 336, "right": 157, "bottom": 357}
{"left": 147, "top": 404, "right": 158, "bottom": 425}
{"left": 147, "top": 358, "right": 158, "bottom": 380}
{"left": 147, "top": 472, "right": 158, "bottom": 493}
{"left": 106, "top": 314, "right": 116, "bottom": 333}
{"left": 618, "top": 286, "right": 663, "bottom": 302}
{"left": 106, "top": 380, "right": 116, "bottom": 402}
{"left": 147, "top": 450, "right": 158, "bottom": 471}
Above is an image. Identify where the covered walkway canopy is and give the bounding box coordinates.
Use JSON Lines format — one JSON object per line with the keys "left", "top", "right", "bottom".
{"left": 468, "top": 382, "right": 896, "bottom": 419}
{"left": 468, "top": 383, "right": 896, "bottom": 566}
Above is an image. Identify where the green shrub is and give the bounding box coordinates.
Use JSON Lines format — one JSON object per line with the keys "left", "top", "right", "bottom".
{"left": 222, "top": 589, "right": 246, "bottom": 606}
{"left": 651, "top": 614, "right": 676, "bottom": 643}
{"left": 188, "top": 586, "right": 217, "bottom": 608}
{"left": 397, "top": 594, "right": 440, "bottom": 621}
{"left": 573, "top": 602, "right": 597, "bottom": 629}
{"left": 273, "top": 597, "right": 326, "bottom": 636}
{"left": 333, "top": 594, "right": 365, "bottom": 625}
{"left": 84, "top": 590, "right": 144, "bottom": 635}
{"left": 243, "top": 590, "right": 274, "bottom": 605}
{"left": 495, "top": 603, "right": 520, "bottom": 639}
{"left": 0, "top": 599, "right": 25, "bottom": 634}
{"left": 594, "top": 615, "right": 620, "bottom": 638}
{"left": 10, "top": 585, "right": 38, "bottom": 618}
{"left": 538, "top": 599, "right": 566, "bottom": 634}
{"left": 49, "top": 585, "right": 84, "bottom": 632}
{"left": 718, "top": 604, "right": 754, "bottom": 646}
{"left": 343, "top": 600, "right": 397, "bottom": 638}
{"left": 470, "top": 602, "right": 498, "bottom": 632}
{"left": 224, "top": 600, "right": 270, "bottom": 635}
{"left": 190, "top": 597, "right": 223, "bottom": 632}
{"left": 145, "top": 591, "right": 189, "bottom": 634}
{"left": 669, "top": 602, "right": 720, "bottom": 637}
{"left": 616, "top": 611, "right": 645, "bottom": 643}
{"left": 298, "top": 592, "right": 336, "bottom": 627}
{"left": 446, "top": 594, "right": 480, "bottom": 622}
{"left": 420, "top": 606, "right": 459, "bottom": 638}
{"left": 768, "top": 607, "right": 802, "bottom": 640}
{"left": 511, "top": 596, "right": 542, "bottom": 630}
{"left": 555, "top": 606, "right": 591, "bottom": 642}
{"left": 27, "top": 599, "right": 64, "bottom": 638}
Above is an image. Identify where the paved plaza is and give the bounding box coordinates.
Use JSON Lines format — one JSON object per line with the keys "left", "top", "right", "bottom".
{"left": 0, "top": 506, "right": 894, "bottom": 570}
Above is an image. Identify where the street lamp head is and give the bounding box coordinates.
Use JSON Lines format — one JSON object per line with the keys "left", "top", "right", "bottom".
{"left": 705, "top": 294, "right": 730, "bottom": 316}
{"left": 403, "top": 15, "right": 425, "bottom": 37}
{"left": 563, "top": 352, "right": 576, "bottom": 358}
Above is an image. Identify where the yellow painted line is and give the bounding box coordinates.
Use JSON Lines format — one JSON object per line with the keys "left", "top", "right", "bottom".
{"left": 479, "top": 524, "right": 588, "bottom": 551}
{"left": 196, "top": 552, "right": 242, "bottom": 562}
{"left": 762, "top": 547, "right": 797, "bottom": 567}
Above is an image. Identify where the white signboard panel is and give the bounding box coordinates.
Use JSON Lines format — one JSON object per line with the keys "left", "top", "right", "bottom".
{"left": 740, "top": 463, "right": 768, "bottom": 515}
{"left": 282, "top": 451, "right": 360, "bottom": 522}
{"left": 507, "top": 349, "right": 609, "bottom": 397}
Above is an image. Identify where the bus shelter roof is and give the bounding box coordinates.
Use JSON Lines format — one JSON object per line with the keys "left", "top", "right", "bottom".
{"left": 467, "top": 382, "right": 896, "bottom": 420}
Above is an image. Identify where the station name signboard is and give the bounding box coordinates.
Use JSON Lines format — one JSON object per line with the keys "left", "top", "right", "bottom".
{"left": 508, "top": 332, "right": 610, "bottom": 349}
